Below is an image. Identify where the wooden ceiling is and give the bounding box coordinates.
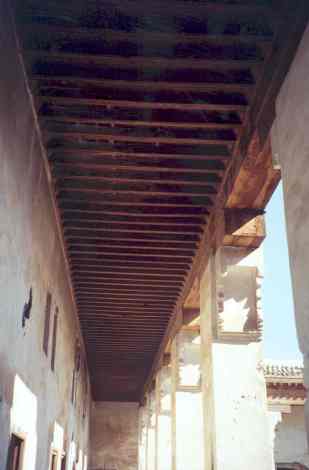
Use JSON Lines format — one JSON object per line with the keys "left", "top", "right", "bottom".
{"left": 15, "top": 0, "right": 308, "bottom": 401}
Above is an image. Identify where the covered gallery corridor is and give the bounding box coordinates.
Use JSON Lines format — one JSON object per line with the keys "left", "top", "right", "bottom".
{"left": 1, "top": 1, "right": 309, "bottom": 469}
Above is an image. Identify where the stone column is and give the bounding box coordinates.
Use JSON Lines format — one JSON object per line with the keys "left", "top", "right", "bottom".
{"left": 171, "top": 327, "right": 204, "bottom": 470}
{"left": 200, "top": 246, "right": 274, "bottom": 470}
{"left": 155, "top": 363, "right": 172, "bottom": 470}
{"left": 271, "top": 23, "right": 309, "bottom": 439}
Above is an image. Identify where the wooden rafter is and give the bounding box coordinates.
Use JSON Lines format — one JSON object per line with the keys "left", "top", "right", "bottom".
{"left": 14, "top": 0, "right": 309, "bottom": 401}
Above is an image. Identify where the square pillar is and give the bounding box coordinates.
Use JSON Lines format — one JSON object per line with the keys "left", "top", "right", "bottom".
{"left": 147, "top": 390, "right": 156, "bottom": 470}
{"left": 156, "top": 364, "right": 172, "bottom": 470}
{"left": 138, "top": 405, "right": 148, "bottom": 470}
{"left": 171, "top": 328, "right": 204, "bottom": 470}
{"left": 200, "top": 246, "right": 274, "bottom": 470}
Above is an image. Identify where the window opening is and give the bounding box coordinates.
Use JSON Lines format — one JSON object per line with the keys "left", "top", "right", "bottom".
{"left": 51, "top": 307, "right": 58, "bottom": 371}
{"left": 71, "top": 341, "right": 81, "bottom": 405}
{"left": 22, "top": 287, "right": 32, "bottom": 328}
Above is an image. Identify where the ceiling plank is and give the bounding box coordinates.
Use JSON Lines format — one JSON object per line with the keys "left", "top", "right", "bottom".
{"left": 26, "top": 48, "right": 263, "bottom": 72}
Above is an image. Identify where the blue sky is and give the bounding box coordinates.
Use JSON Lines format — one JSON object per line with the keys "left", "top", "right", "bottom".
{"left": 262, "top": 182, "right": 302, "bottom": 361}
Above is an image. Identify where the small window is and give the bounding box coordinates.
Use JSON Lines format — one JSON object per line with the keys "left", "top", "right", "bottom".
{"left": 51, "top": 308, "right": 58, "bottom": 371}
{"left": 71, "top": 342, "right": 81, "bottom": 405}
{"left": 6, "top": 434, "right": 24, "bottom": 470}
{"left": 43, "top": 292, "right": 52, "bottom": 355}
{"left": 83, "top": 376, "right": 88, "bottom": 419}
{"left": 71, "top": 368, "right": 76, "bottom": 404}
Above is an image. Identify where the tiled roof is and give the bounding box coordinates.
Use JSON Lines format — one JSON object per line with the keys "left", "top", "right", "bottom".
{"left": 263, "top": 360, "right": 303, "bottom": 379}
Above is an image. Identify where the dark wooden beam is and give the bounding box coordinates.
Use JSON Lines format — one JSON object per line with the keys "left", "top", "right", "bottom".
{"left": 41, "top": 106, "right": 243, "bottom": 131}
{"left": 38, "top": 94, "right": 247, "bottom": 113}
{"left": 19, "top": 0, "right": 277, "bottom": 22}
{"left": 48, "top": 141, "right": 231, "bottom": 160}
{"left": 70, "top": 254, "right": 190, "bottom": 265}
{"left": 59, "top": 201, "right": 210, "bottom": 216}
{"left": 54, "top": 171, "right": 221, "bottom": 191}
{"left": 45, "top": 128, "right": 236, "bottom": 146}
{"left": 26, "top": 49, "right": 262, "bottom": 73}
{"left": 72, "top": 258, "right": 189, "bottom": 269}
{"left": 69, "top": 248, "right": 194, "bottom": 259}
{"left": 72, "top": 266, "right": 186, "bottom": 278}
{"left": 56, "top": 179, "right": 217, "bottom": 198}
{"left": 57, "top": 190, "right": 215, "bottom": 208}
{"left": 50, "top": 157, "right": 228, "bottom": 176}
{"left": 53, "top": 165, "right": 221, "bottom": 186}
{"left": 41, "top": 113, "right": 242, "bottom": 130}
{"left": 64, "top": 221, "right": 203, "bottom": 235}
{"left": 73, "top": 278, "right": 183, "bottom": 288}
{"left": 72, "top": 271, "right": 185, "bottom": 283}
{"left": 21, "top": 23, "right": 273, "bottom": 49}
{"left": 78, "top": 303, "right": 173, "bottom": 313}
{"left": 74, "top": 282, "right": 181, "bottom": 293}
{"left": 33, "top": 75, "right": 254, "bottom": 96}
{"left": 64, "top": 228, "right": 200, "bottom": 243}
{"left": 71, "top": 264, "right": 188, "bottom": 275}
{"left": 77, "top": 300, "right": 176, "bottom": 308}
{"left": 62, "top": 211, "right": 205, "bottom": 226}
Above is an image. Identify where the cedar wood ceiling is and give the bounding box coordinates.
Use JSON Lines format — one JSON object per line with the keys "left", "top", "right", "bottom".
{"left": 15, "top": 0, "right": 308, "bottom": 401}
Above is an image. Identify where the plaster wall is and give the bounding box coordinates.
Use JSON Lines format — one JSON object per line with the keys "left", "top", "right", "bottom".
{"left": 203, "top": 247, "right": 273, "bottom": 470}
{"left": 271, "top": 23, "right": 309, "bottom": 434}
{"left": 0, "top": 1, "right": 91, "bottom": 468}
{"left": 156, "top": 367, "right": 172, "bottom": 470}
{"left": 269, "top": 406, "right": 309, "bottom": 467}
{"left": 146, "top": 395, "right": 156, "bottom": 470}
{"left": 200, "top": 260, "right": 216, "bottom": 470}
{"left": 212, "top": 342, "right": 272, "bottom": 470}
{"left": 174, "top": 391, "right": 203, "bottom": 470}
{"left": 173, "top": 330, "right": 204, "bottom": 470}
{"left": 138, "top": 406, "right": 147, "bottom": 470}
{"left": 90, "top": 402, "right": 139, "bottom": 470}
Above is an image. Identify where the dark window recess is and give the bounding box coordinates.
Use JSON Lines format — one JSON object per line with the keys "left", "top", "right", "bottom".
{"left": 50, "top": 453, "right": 57, "bottom": 470}
{"left": 60, "top": 454, "right": 66, "bottom": 470}
{"left": 6, "top": 434, "right": 23, "bottom": 470}
{"left": 83, "top": 363, "right": 88, "bottom": 419}
{"left": 71, "top": 368, "right": 76, "bottom": 404}
{"left": 51, "top": 308, "right": 58, "bottom": 371}
{"left": 71, "top": 341, "right": 81, "bottom": 405}
{"left": 75, "top": 343, "right": 81, "bottom": 374}
{"left": 22, "top": 287, "right": 32, "bottom": 328}
{"left": 43, "top": 292, "right": 52, "bottom": 355}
